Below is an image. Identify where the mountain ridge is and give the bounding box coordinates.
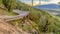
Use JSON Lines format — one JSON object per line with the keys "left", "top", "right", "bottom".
{"left": 34, "top": 4, "right": 60, "bottom": 10}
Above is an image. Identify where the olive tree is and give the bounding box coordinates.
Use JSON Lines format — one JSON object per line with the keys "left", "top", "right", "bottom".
{"left": 2, "top": 0, "right": 16, "bottom": 12}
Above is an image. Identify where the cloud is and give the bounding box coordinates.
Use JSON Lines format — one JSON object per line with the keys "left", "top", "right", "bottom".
{"left": 25, "top": 1, "right": 39, "bottom": 6}
{"left": 41, "top": 0, "right": 51, "bottom": 2}
{"left": 20, "top": 0, "right": 60, "bottom": 5}
{"left": 20, "top": 0, "right": 39, "bottom": 6}
{"left": 41, "top": 0, "right": 60, "bottom": 5}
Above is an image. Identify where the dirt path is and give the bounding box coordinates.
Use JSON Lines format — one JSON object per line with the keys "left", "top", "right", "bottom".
{"left": 0, "top": 19, "right": 30, "bottom": 34}
{"left": 0, "top": 9, "right": 30, "bottom": 34}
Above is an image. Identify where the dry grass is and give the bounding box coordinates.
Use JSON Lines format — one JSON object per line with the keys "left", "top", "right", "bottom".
{"left": 0, "top": 8, "right": 6, "bottom": 15}
{"left": 0, "top": 8, "right": 17, "bottom": 16}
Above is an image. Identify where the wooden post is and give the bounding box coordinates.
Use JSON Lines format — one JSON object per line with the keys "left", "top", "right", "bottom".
{"left": 32, "top": 0, "right": 33, "bottom": 6}
{"left": 26, "top": 18, "right": 40, "bottom": 34}
{"left": 39, "top": 0, "right": 41, "bottom": 5}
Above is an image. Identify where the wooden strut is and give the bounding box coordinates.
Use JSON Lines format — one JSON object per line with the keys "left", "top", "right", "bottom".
{"left": 4, "top": 15, "right": 41, "bottom": 34}
{"left": 26, "top": 19, "right": 40, "bottom": 34}
{"left": 25, "top": 16, "right": 40, "bottom": 34}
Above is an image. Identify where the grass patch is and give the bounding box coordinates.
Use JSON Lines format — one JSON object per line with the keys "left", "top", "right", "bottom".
{"left": 5, "top": 11, "right": 17, "bottom": 16}
{"left": 0, "top": 8, "right": 17, "bottom": 16}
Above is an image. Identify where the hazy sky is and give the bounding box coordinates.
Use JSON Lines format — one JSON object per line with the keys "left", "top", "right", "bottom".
{"left": 19, "top": 0, "right": 60, "bottom": 5}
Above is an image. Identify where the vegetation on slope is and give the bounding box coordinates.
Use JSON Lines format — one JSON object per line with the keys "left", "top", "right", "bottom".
{"left": 0, "top": 0, "right": 2, "bottom": 5}
{"left": 15, "top": 1, "right": 60, "bottom": 34}
{"left": 0, "top": 0, "right": 17, "bottom": 16}
{"left": 0, "top": 0, "right": 60, "bottom": 34}
{"left": 2, "top": 0, "right": 17, "bottom": 12}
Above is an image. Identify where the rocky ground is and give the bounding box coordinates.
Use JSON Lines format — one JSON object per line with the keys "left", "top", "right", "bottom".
{"left": 0, "top": 18, "right": 30, "bottom": 34}
{"left": 0, "top": 8, "right": 30, "bottom": 34}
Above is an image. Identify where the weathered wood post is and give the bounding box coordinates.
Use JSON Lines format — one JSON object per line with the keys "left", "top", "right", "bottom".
{"left": 32, "top": 0, "right": 33, "bottom": 6}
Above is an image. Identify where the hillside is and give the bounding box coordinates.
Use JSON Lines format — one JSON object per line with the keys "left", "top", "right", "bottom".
{"left": 34, "top": 4, "right": 60, "bottom": 9}
{"left": 0, "top": 0, "right": 60, "bottom": 34}
{"left": 15, "top": 1, "right": 60, "bottom": 34}
{"left": 0, "top": 0, "right": 30, "bottom": 34}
